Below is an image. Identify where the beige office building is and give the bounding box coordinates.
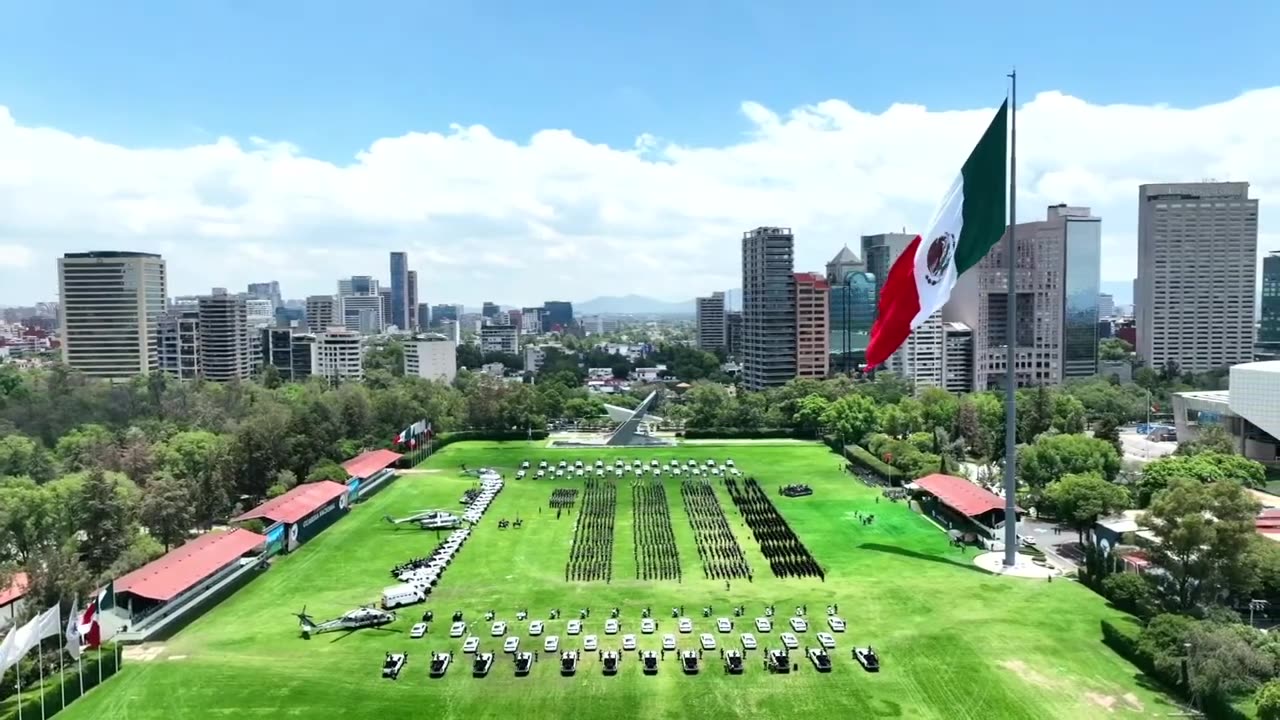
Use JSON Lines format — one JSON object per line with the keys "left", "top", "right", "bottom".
{"left": 57, "top": 251, "right": 168, "bottom": 379}
{"left": 794, "top": 272, "right": 830, "bottom": 379}
{"left": 1136, "top": 182, "right": 1258, "bottom": 373}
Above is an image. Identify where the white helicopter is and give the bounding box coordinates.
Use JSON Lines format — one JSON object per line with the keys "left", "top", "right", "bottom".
{"left": 383, "top": 509, "right": 464, "bottom": 530}
{"left": 295, "top": 605, "right": 396, "bottom": 638}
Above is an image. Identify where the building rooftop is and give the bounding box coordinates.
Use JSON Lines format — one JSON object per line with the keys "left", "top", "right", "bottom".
{"left": 342, "top": 449, "right": 403, "bottom": 479}
{"left": 63, "top": 251, "right": 162, "bottom": 259}
{"left": 909, "top": 473, "right": 1017, "bottom": 517}
{"left": 828, "top": 245, "right": 861, "bottom": 265}
{"left": 114, "top": 529, "right": 266, "bottom": 602}
{"left": 230, "top": 481, "right": 349, "bottom": 525}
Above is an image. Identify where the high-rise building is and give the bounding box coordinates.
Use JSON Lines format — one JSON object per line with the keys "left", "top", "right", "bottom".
{"left": 158, "top": 305, "right": 200, "bottom": 379}
{"left": 1259, "top": 251, "right": 1280, "bottom": 358}
{"left": 825, "top": 246, "right": 864, "bottom": 285}
{"left": 946, "top": 204, "right": 1102, "bottom": 389}
{"left": 482, "top": 301, "right": 500, "bottom": 319}
{"left": 305, "top": 295, "right": 337, "bottom": 331}
{"left": 1137, "top": 182, "right": 1258, "bottom": 373}
{"left": 1097, "top": 293, "right": 1116, "bottom": 320}
{"left": 406, "top": 269, "right": 419, "bottom": 330}
{"left": 941, "top": 322, "right": 975, "bottom": 393}
{"left": 57, "top": 251, "right": 168, "bottom": 379}
{"left": 521, "top": 307, "right": 543, "bottom": 334}
{"left": 431, "top": 304, "right": 460, "bottom": 326}
{"left": 378, "top": 288, "right": 393, "bottom": 329}
{"left": 507, "top": 309, "right": 523, "bottom": 334}
{"left": 245, "top": 298, "right": 275, "bottom": 327}
{"left": 863, "top": 233, "right": 944, "bottom": 385}
{"left": 337, "top": 276, "right": 378, "bottom": 297}
{"left": 261, "top": 327, "right": 312, "bottom": 381}
{"left": 794, "top": 273, "right": 830, "bottom": 379}
{"left": 389, "top": 252, "right": 410, "bottom": 330}
{"left": 741, "top": 227, "right": 796, "bottom": 390}
{"left": 246, "top": 281, "right": 282, "bottom": 310}
{"left": 404, "top": 333, "right": 457, "bottom": 383}
{"left": 829, "top": 270, "right": 877, "bottom": 373}
{"left": 417, "top": 302, "right": 430, "bottom": 330}
{"left": 479, "top": 325, "right": 519, "bottom": 355}
{"left": 542, "top": 301, "right": 574, "bottom": 332}
{"left": 197, "top": 288, "right": 253, "bottom": 382}
{"left": 312, "top": 329, "right": 364, "bottom": 383}
{"left": 341, "top": 294, "right": 384, "bottom": 335}
{"left": 725, "top": 311, "right": 743, "bottom": 358}
{"left": 695, "top": 292, "right": 727, "bottom": 351}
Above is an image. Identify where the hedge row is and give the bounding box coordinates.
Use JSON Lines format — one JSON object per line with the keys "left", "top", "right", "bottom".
{"left": 681, "top": 428, "right": 800, "bottom": 440}
{"left": 1099, "top": 620, "right": 1247, "bottom": 720}
{"left": 844, "top": 444, "right": 904, "bottom": 483}
{"left": 419, "top": 430, "right": 550, "bottom": 457}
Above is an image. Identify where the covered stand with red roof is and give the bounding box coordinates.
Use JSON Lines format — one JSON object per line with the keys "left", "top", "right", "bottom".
{"left": 0, "top": 572, "right": 29, "bottom": 630}
{"left": 232, "top": 481, "right": 351, "bottom": 554}
{"left": 908, "top": 473, "right": 1023, "bottom": 541}
{"left": 113, "top": 528, "right": 266, "bottom": 619}
{"left": 341, "top": 448, "right": 403, "bottom": 501}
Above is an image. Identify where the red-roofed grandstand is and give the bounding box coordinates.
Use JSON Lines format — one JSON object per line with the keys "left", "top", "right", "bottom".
{"left": 913, "top": 474, "right": 1010, "bottom": 517}
{"left": 231, "top": 481, "right": 349, "bottom": 525}
{"left": 909, "top": 473, "right": 1022, "bottom": 540}
{"left": 342, "top": 449, "right": 403, "bottom": 479}
{"left": 115, "top": 529, "right": 266, "bottom": 602}
{"left": 0, "top": 572, "right": 29, "bottom": 608}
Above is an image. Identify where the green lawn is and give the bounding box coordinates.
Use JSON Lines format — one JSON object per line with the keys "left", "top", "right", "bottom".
{"left": 60, "top": 441, "right": 1176, "bottom": 720}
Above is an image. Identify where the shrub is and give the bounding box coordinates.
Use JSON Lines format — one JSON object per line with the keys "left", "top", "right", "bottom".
{"left": 681, "top": 428, "right": 799, "bottom": 440}
{"left": 1101, "top": 572, "right": 1158, "bottom": 619}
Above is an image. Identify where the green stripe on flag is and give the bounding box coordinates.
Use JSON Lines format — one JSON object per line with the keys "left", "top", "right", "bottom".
{"left": 953, "top": 100, "right": 1009, "bottom": 275}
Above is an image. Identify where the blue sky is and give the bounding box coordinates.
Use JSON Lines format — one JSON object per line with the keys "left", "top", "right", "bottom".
{"left": 3, "top": 1, "right": 1276, "bottom": 161}
{"left": 1, "top": 1, "right": 1278, "bottom": 305}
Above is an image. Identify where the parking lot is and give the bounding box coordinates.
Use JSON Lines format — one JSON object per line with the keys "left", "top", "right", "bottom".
{"left": 1118, "top": 429, "right": 1177, "bottom": 464}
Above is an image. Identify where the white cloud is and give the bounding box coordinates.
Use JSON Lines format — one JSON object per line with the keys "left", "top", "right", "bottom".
{"left": 1, "top": 90, "right": 1278, "bottom": 306}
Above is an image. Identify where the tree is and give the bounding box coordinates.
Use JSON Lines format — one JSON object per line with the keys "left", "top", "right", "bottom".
{"left": 1099, "top": 338, "right": 1134, "bottom": 362}
{"left": 953, "top": 397, "right": 987, "bottom": 459}
{"left": 1018, "top": 434, "right": 1122, "bottom": 500}
{"left": 139, "top": 473, "right": 194, "bottom": 550}
{"left": 1183, "top": 621, "right": 1277, "bottom": 704}
{"left": 917, "top": 387, "right": 958, "bottom": 432}
{"left": 1092, "top": 417, "right": 1122, "bottom": 456}
{"left": 821, "top": 394, "right": 879, "bottom": 447}
{"left": 1043, "top": 472, "right": 1130, "bottom": 544}
{"left": 259, "top": 363, "right": 283, "bottom": 389}
{"left": 1257, "top": 679, "right": 1280, "bottom": 720}
{"left": 1176, "top": 424, "right": 1236, "bottom": 457}
{"left": 1141, "top": 478, "right": 1262, "bottom": 610}
{"left": 115, "top": 426, "right": 156, "bottom": 485}
{"left": 55, "top": 423, "right": 116, "bottom": 472}
{"left": 1100, "top": 572, "right": 1158, "bottom": 619}
{"left": 791, "top": 394, "right": 830, "bottom": 438}
{"left": 75, "top": 467, "right": 132, "bottom": 578}
{"left": 932, "top": 427, "right": 966, "bottom": 475}
{"left": 0, "top": 477, "right": 59, "bottom": 564}
{"left": 0, "top": 434, "right": 57, "bottom": 482}
{"left": 22, "top": 544, "right": 93, "bottom": 611}
{"left": 1051, "top": 393, "right": 1087, "bottom": 434}
{"left": 306, "top": 460, "right": 348, "bottom": 484}
{"left": 1028, "top": 385, "right": 1055, "bottom": 439}
{"left": 1136, "top": 453, "right": 1266, "bottom": 508}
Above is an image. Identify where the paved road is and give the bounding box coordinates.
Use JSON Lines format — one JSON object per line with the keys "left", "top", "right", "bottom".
{"left": 1119, "top": 430, "right": 1177, "bottom": 464}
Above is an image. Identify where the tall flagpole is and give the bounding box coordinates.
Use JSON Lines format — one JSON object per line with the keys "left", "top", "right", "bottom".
{"left": 1003, "top": 68, "right": 1020, "bottom": 567}
{"left": 16, "top": 660, "right": 22, "bottom": 720}
{"left": 38, "top": 636, "right": 45, "bottom": 720}
{"left": 58, "top": 612, "right": 66, "bottom": 712}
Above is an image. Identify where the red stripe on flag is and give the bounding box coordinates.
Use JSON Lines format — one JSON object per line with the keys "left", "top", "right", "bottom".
{"left": 865, "top": 235, "right": 923, "bottom": 368}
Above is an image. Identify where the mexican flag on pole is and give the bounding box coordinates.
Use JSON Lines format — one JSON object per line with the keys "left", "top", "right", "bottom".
{"left": 865, "top": 99, "right": 1009, "bottom": 368}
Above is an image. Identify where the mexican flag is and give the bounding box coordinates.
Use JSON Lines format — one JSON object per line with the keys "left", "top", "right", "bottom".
{"left": 865, "top": 100, "right": 1009, "bottom": 368}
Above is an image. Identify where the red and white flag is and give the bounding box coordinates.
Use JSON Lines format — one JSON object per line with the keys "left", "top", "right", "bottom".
{"left": 79, "top": 599, "right": 101, "bottom": 649}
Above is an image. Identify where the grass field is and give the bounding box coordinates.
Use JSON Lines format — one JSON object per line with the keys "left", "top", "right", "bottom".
{"left": 61, "top": 441, "right": 1176, "bottom": 720}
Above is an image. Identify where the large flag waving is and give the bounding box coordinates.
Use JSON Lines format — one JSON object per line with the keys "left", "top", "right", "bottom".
{"left": 865, "top": 99, "right": 1009, "bottom": 367}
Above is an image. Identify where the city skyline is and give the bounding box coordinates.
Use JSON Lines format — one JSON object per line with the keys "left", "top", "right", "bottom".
{"left": 3, "top": 5, "right": 1278, "bottom": 307}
